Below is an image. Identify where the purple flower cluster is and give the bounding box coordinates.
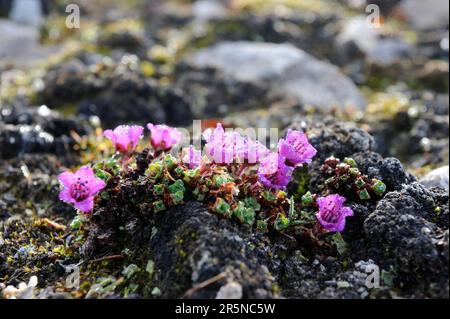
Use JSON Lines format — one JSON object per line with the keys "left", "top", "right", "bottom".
{"left": 59, "top": 123, "right": 320, "bottom": 214}
{"left": 316, "top": 194, "right": 353, "bottom": 233}
{"left": 103, "top": 123, "right": 183, "bottom": 155}
{"left": 61, "top": 124, "right": 184, "bottom": 213}
{"left": 203, "top": 124, "right": 271, "bottom": 164}
{"left": 258, "top": 129, "right": 317, "bottom": 189}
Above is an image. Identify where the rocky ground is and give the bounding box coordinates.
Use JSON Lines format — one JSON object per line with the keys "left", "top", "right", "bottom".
{"left": 0, "top": 0, "right": 448, "bottom": 299}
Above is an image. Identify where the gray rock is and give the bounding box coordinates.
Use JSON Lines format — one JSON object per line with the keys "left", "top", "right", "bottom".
{"left": 215, "top": 281, "right": 243, "bottom": 299}
{"left": 0, "top": 18, "right": 39, "bottom": 58}
{"left": 397, "top": 0, "right": 449, "bottom": 31}
{"left": 0, "top": 18, "right": 55, "bottom": 67}
{"left": 420, "top": 165, "right": 449, "bottom": 189}
{"left": 9, "top": 0, "right": 43, "bottom": 27}
{"left": 186, "top": 41, "right": 366, "bottom": 110}
{"left": 337, "top": 16, "right": 413, "bottom": 66}
{"left": 192, "top": 0, "right": 228, "bottom": 21}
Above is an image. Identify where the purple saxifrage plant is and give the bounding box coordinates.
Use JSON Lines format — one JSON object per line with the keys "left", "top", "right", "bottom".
{"left": 59, "top": 122, "right": 361, "bottom": 236}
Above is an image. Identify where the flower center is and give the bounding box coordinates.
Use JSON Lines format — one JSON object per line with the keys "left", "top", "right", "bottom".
{"left": 70, "top": 178, "right": 90, "bottom": 201}
{"left": 293, "top": 140, "right": 306, "bottom": 153}
{"left": 322, "top": 204, "right": 339, "bottom": 223}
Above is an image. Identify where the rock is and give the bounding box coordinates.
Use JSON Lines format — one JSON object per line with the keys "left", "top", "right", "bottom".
{"left": 0, "top": 104, "right": 92, "bottom": 162}
{"left": 364, "top": 183, "right": 449, "bottom": 298}
{"left": 337, "top": 16, "right": 413, "bottom": 66}
{"left": 317, "top": 260, "right": 392, "bottom": 299}
{"left": 87, "top": 201, "right": 279, "bottom": 298}
{"left": 351, "top": 151, "right": 415, "bottom": 191}
{"left": 40, "top": 54, "right": 193, "bottom": 127}
{"left": 420, "top": 165, "right": 449, "bottom": 189}
{"left": 185, "top": 41, "right": 366, "bottom": 110}
{"left": 150, "top": 202, "right": 279, "bottom": 298}
{"left": 192, "top": 0, "right": 228, "bottom": 21}
{"left": 289, "top": 118, "right": 375, "bottom": 162}
{"left": 215, "top": 281, "right": 243, "bottom": 299}
{"left": 9, "top": 0, "right": 43, "bottom": 27}
{"left": 396, "top": 0, "right": 449, "bottom": 31}
{"left": 175, "top": 63, "right": 268, "bottom": 117}
{"left": 0, "top": 18, "right": 38, "bottom": 58}
{"left": 97, "top": 30, "right": 150, "bottom": 54}
{"left": 77, "top": 76, "right": 168, "bottom": 128}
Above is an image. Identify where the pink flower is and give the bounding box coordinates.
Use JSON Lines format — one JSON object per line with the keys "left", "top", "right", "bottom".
{"left": 182, "top": 146, "right": 202, "bottom": 169}
{"left": 103, "top": 125, "right": 144, "bottom": 154}
{"left": 204, "top": 124, "right": 243, "bottom": 164}
{"left": 204, "top": 124, "right": 269, "bottom": 164}
{"left": 258, "top": 153, "right": 294, "bottom": 189}
{"left": 147, "top": 123, "right": 182, "bottom": 151}
{"left": 316, "top": 194, "right": 353, "bottom": 233}
{"left": 278, "top": 129, "right": 317, "bottom": 166}
{"left": 58, "top": 166, "right": 106, "bottom": 213}
{"left": 238, "top": 138, "right": 270, "bottom": 164}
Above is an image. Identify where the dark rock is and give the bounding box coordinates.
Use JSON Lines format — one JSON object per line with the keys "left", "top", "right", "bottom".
{"left": 97, "top": 30, "right": 150, "bottom": 54}
{"left": 175, "top": 63, "right": 268, "bottom": 117}
{"left": 40, "top": 58, "right": 94, "bottom": 105}
{"left": 364, "top": 183, "right": 449, "bottom": 298}
{"left": 293, "top": 118, "right": 375, "bottom": 162}
{"left": 39, "top": 54, "right": 194, "bottom": 127}
{"left": 151, "top": 202, "right": 279, "bottom": 298}
{"left": 86, "top": 199, "right": 279, "bottom": 298}
{"left": 317, "top": 260, "right": 393, "bottom": 299}
{"left": 351, "top": 151, "right": 415, "bottom": 191}
{"left": 77, "top": 76, "right": 167, "bottom": 128}
{"left": 0, "top": 104, "right": 92, "bottom": 162}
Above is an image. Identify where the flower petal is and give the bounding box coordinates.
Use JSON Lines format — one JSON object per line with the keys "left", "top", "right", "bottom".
{"left": 103, "top": 129, "right": 115, "bottom": 141}
{"left": 59, "top": 188, "right": 75, "bottom": 204}
{"left": 89, "top": 178, "right": 106, "bottom": 196}
{"left": 58, "top": 171, "right": 75, "bottom": 188}
{"left": 75, "top": 165, "right": 95, "bottom": 180}
{"left": 74, "top": 197, "right": 94, "bottom": 213}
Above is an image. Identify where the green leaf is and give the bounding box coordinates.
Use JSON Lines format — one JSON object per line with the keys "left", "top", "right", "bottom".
{"left": 122, "top": 264, "right": 140, "bottom": 279}
{"left": 274, "top": 214, "right": 290, "bottom": 231}
{"left": 244, "top": 197, "right": 261, "bottom": 211}
{"left": 146, "top": 260, "right": 155, "bottom": 277}
{"left": 331, "top": 233, "right": 347, "bottom": 255}
{"left": 168, "top": 180, "right": 185, "bottom": 194}
{"left": 95, "top": 169, "right": 112, "bottom": 183}
{"left": 289, "top": 196, "right": 297, "bottom": 219}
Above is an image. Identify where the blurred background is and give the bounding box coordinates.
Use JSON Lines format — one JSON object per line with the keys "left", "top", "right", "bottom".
{"left": 0, "top": 0, "right": 449, "bottom": 174}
